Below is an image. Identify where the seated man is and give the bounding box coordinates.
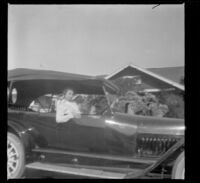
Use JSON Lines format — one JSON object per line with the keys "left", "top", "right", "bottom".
{"left": 56, "top": 88, "right": 81, "bottom": 123}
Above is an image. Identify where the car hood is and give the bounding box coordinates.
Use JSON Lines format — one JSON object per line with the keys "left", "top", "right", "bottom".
{"left": 110, "top": 112, "right": 184, "bottom": 136}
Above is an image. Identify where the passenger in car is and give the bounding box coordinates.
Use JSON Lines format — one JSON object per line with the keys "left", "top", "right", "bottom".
{"left": 73, "top": 95, "right": 85, "bottom": 114}
{"left": 89, "top": 105, "right": 96, "bottom": 115}
{"left": 56, "top": 88, "right": 81, "bottom": 123}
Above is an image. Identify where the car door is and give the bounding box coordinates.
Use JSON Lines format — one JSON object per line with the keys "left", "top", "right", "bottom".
{"left": 22, "top": 110, "right": 60, "bottom": 149}
{"left": 57, "top": 115, "right": 108, "bottom": 154}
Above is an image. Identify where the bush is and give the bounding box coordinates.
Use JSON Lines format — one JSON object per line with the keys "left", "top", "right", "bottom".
{"left": 111, "top": 91, "right": 169, "bottom": 117}
{"left": 111, "top": 76, "right": 184, "bottom": 118}
{"left": 158, "top": 92, "right": 184, "bottom": 118}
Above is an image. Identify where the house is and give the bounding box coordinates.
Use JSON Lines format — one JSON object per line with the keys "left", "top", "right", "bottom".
{"left": 97, "top": 63, "right": 184, "bottom": 94}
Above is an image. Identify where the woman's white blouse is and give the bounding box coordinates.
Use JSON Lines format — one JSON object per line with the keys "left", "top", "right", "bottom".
{"left": 56, "top": 99, "right": 81, "bottom": 123}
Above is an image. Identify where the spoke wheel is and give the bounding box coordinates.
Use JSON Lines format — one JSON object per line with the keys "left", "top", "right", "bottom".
{"left": 7, "top": 133, "right": 25, "bottom": 179}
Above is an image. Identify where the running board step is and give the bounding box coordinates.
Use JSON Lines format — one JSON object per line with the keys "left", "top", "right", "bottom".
{"left": 32, "top": 148, "right": 157, "bottom": 164}
{"left": 26, "top": 162, "right": 126, "bottom": 179}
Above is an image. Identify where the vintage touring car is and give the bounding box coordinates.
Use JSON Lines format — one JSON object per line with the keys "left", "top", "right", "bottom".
{"left": 7, "top": 68, "right": 185, "bottom": 179}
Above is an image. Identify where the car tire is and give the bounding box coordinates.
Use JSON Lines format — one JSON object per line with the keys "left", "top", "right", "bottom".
{"left": 7, "top": 132, "right": 25, "bottom": 179}
{"left": 172, "top": 151, "right": 185, "bottom": 179}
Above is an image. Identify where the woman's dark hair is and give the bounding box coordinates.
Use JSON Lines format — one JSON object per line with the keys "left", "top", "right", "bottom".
{"left": 62, "top": 88, "right": 75, "bottom": 95}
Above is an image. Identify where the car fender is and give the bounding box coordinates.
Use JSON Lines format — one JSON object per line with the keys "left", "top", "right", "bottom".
{"left": 125, "top": 137, "right": 184, "bottom": 179}
{"left": 8, "top": 120, "right": 35, "bottom": 151}
{"left": 156, "top": 137, "right": 184, "bottom": 166}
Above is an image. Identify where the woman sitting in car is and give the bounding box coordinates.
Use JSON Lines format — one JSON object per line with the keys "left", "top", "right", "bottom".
{"left": 56, "top": 88, "right": 81, "bottom": 123}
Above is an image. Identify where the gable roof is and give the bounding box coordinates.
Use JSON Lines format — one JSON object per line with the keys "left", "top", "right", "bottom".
{"left": 105, "top": 63, "right": 184, "bottom": 91}
{"left": 148, "top": 66, "right": 184, "bottom": 84}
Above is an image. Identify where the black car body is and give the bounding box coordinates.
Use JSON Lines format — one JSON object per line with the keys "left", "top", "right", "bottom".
{"left": 7, "top": 68, "right": 185, "bottom": 179}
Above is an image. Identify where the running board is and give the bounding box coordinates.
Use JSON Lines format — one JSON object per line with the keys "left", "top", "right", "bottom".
{"left": 32, "top": 148, "right": 157, "bottom": 164}
{"left": 26, "top": 162, "right": 126, "bottom": 179}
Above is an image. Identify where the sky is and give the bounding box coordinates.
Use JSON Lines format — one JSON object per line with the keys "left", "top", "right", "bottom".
{"left": 8, "top": 4, "right": 184, "bottom": 76}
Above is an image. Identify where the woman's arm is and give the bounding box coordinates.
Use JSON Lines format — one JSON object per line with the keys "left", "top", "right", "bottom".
{"left": 56, "top": 100, "right": 74, "bottom": 123}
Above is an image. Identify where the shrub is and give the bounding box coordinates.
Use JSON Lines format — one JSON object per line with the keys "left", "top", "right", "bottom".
{"left": 158, "top": 92, "right": 184, "bottom": 118}
{"left": 111, "top": 91, "right": 169, "bottom": 117}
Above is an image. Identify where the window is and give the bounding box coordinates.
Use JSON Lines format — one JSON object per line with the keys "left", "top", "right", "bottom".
{"left": 135, "top": 78, "right": 142, "bottom": 85}
{"left": 122, "top": 75, "right": 142, "bottom": 84}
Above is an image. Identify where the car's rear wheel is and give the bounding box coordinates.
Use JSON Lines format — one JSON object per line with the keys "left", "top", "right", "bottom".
{"left": 7, "top": 132, "right": 25, "bottom": 179}
{"left": 172, "top": 152, "right": 185, "bottom": 179}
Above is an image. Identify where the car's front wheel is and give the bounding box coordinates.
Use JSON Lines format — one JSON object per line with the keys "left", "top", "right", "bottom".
{"left": 7, "top": 132, "right": 25, "bottom": 179}
{"left": 172, "top": 152, "right": 185, "bottom": 179}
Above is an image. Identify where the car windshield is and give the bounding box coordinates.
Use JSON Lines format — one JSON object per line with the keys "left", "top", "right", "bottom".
{"left": 74, "top": 94, "right": 109, "bottom": 115}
